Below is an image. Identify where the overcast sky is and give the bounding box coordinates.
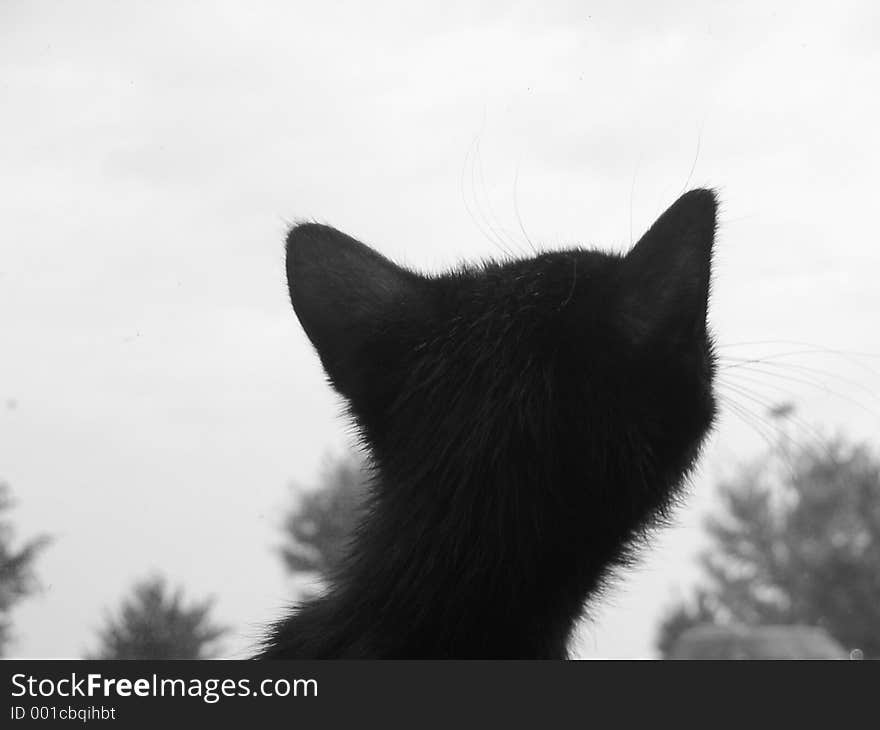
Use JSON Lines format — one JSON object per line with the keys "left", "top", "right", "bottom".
{"left": 2, "top": 0, "right": 879, "bottom": 658}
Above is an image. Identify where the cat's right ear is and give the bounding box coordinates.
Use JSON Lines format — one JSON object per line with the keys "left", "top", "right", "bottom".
{"left": 286, "top": 223, "right": 418, "bottom": 390}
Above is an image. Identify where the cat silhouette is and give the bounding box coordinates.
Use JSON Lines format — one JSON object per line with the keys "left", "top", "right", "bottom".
{"left": 259, "top": 189, "right": 718, "bottom": 658}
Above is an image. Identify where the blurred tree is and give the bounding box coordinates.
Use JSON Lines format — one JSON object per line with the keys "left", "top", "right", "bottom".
{"left": 655, "top": 589, "right": 716, "bottom": 659}
{"left": 91, "top": 576, "right": 227, "bottom": 659}
{"left": 657, "top": 432, "right": 880, "bottom": 658}
{"left": 0, "top": 481, "right": 50, "bottom": 656}
{"left": 279, "top": 453, "right": 369, "bottom": 578}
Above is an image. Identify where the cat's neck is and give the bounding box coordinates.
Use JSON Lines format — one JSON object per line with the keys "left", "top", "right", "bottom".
{"left": 264, "top": 466, "right": 629, "bottom": 659}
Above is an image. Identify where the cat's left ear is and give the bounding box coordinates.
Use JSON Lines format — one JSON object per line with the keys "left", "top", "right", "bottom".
{"left": 620, "top": 189, "right": 717, "bottom": 344}
{"left": 286, "top": 223, "right": 420, "bottom": 391}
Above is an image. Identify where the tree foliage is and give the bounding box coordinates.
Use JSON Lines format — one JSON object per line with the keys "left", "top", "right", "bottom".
{"left": 91, "top": 575, "right": 227, "bottom": 659}
{"left": 0, "top": 481, "right": 50, "bottom": 656}
{"left": 279, "top": 453, "right": 369, "bottom": 578}
{"left": 657, "top": 436, "right": 880, "bottom": 658}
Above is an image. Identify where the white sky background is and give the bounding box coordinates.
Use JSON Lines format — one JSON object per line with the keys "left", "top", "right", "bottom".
{"left": 1, "top": 0, "right": 879, "bottom": 658}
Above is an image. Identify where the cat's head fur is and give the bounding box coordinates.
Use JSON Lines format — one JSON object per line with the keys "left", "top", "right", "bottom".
{"left": 269, "top": 189, "right": 717, "bottom": 658}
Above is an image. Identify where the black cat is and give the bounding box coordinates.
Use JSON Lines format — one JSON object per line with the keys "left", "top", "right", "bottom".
{"left": 259, "top": 189, "right": 718, "bottom": 658}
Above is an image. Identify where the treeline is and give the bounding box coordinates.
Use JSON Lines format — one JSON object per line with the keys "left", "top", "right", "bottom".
{"left": 2, "top": 422, "right": 877, "bottom": 659}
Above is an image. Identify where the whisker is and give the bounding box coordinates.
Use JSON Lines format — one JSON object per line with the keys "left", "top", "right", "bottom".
{"left": 719, "top": 356, "right": 880, "bottom": 402}
{"left": 469, "top": 136, "right": 510, "bottom": 256}
{"left": 722, "top": 369, "right": 801, "bottom": 401}
{"left": 629, "top": 153, "right": 641, "bottom": 247}
{"left": 720, "top": 363, "right": 880, "bottom": 420}
{"left": 716, "top": 381, "right": 835, "bottom": 461}
{"left": 513, "top": 157, "right": 537, "bottom": 254}
{"left": 473, "top": 137, "right": 522, "bottom": 255}
{"left": 716, "top": 394, "right": 801, "bottom": 480}
{"left": 718, "top": 340, "right": 880, "bottom": 364}
{"left": 460, "top": 134, "right": 514, "bottom": 259}
{"left": 717, "top": 393, "right": 780, "bottom": 451}
{"left": 718, "top": 344, "right": 880, "bottom": 387}
{"left": 679, "top": 123, "right": 703, "bottom": 198}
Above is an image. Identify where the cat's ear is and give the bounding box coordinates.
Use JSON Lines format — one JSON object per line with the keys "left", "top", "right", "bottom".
{"left": 620, "top": 189, "right": 717, "bottom": 344}
{"left": 286, "top": 223, "right": 418, "bottom": 387}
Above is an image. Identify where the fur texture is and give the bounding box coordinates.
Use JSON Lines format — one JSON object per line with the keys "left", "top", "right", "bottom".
{"left": 259, "top": 189, "right": 718, "bottom": 658}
